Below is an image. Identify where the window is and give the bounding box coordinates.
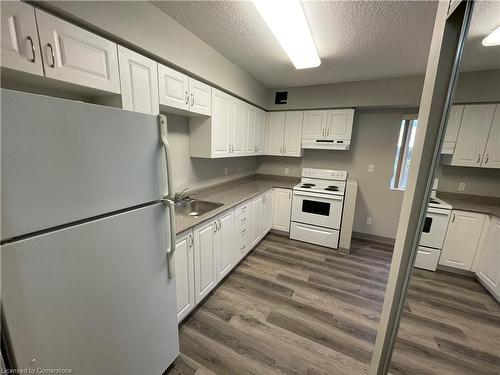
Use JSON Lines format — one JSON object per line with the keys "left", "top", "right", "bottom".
{"left": 390, "top": 115, "right": 418, "bottom": 190}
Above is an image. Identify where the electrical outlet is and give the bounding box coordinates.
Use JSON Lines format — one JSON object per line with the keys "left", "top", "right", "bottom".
{"left": 224, "top": 167, "right": 228, "bottom": 176}
{"left": 458, "top": 182, "right": 466, "bottom": 191}
{"left": 368, "top": 164, "right": 374, "bottom": 172}
{"left": 366, "top": 217, "right": 373, "bottom": 225}
{"left": 284, "top": 168, "right": 289, "bottom": 175}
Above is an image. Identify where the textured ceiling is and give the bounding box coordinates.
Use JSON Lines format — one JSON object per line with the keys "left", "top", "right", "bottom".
{"left": 152, "top": 1, "right": 499, "bottom": 89}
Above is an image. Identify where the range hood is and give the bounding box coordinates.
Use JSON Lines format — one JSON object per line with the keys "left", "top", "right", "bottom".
{"left": 302, "top": 139, "right": 351, "bottom": 150}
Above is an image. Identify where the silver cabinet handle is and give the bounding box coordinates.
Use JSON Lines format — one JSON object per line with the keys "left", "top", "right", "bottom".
{"left": 189, "top": 234, "right": 193, "bottom": 248}
{"left": 213, "top": 221, "right": 218, "bottom": 233}
{"left": 159, "top": 115, "right": 174, "bottom": 199}
{"left": 191, "top": 93, "right": 194, "bottom": 106}
{"left": 322, "top": 129, "right": 325, "bottom": 137}
{"left": 185, "top": 91, "right": 189, "bottom": 105}
{"left": 46, "top": 43, "right": 55, "bottom": 68}
{"left": 327, "top": 128, "right": 330, "bottom": 137}
{"left": 241, "top": 228, "right": 246, "bottom": 236}
{"left": 160, "top": 198, "right": 177, "bottom": 279}
{"left": 241, "top": 217, "right": 246, "bottom": 224}
{"left": 485, "top": 154, "right": 489, "bottom": 164}
{"left": 288, "top": 191, "right": 291, "bottom": 199}
{"left": 218, "top": 219, "right": 221, "bottom": 230}
{"left": 477, "top": 154, "right": 482, "bottom": 164}
{"left": 451, "top": 213, "right": 455, "bottom": 223}
{"left": 240, "top": 244, "right": 246, "bottom": 250}
{"left": 26, "top": 36, "right": 36, "bottom": 63}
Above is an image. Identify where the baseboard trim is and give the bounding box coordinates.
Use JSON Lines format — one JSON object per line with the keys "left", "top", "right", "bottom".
{"left": 352, "top": 231, "right": 395, "bottom": 249}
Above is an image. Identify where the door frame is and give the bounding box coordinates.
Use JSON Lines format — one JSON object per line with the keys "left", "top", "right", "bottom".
{"left": 368, "top": 1, "right": 474, "bottom": 373}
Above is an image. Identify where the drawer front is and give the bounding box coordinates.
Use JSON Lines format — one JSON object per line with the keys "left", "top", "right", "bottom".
{"left": 237, "top": 212, "right": 250, "bottom": 227}
{"left": 234, "top": 201, "right": 250, "bottom": 218}
{"left": 414, "top": 246, "right": 440, "bottom": 271}
{"left": 290, "top": 222, "right": 339, "bottom": 249}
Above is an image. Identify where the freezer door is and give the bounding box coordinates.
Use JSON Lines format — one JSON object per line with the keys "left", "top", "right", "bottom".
{"left": 1, "top": 89, "right": 168, "bottom": 240}
{"left": 1, "top": 203, "right": 179, "bottom": 374}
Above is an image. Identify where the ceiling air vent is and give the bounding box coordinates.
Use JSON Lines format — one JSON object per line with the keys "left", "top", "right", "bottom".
{"left": 275, "top": 91, "right": 288, "bottom": 104}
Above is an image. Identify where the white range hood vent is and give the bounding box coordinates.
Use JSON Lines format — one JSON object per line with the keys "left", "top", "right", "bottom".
{"left": 302, "top": 139, "right": 351, "bottom": 150}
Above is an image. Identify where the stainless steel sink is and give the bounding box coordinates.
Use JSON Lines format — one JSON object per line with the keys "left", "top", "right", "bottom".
{"left": 175, "top": 199, "right": 224, "bottom": 218}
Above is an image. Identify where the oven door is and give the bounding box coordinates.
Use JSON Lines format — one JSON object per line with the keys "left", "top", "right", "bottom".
{"left": 292, "top": 190, "right": 343, "bottom": 229}
{"left": 420, "top": 207, "right": 451, "bottom": 249}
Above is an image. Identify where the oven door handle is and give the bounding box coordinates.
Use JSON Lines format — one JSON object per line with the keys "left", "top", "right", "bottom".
{"left": 426, "top": 207, "right": 451, "bottom": 216}
{"left": 293, "top": 191, "right": 344, "bottom": 200}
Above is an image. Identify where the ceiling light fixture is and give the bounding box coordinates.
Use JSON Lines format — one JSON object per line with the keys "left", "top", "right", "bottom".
{"left": 253, "top": 0, "right": 320, "bottom": 69}
{"left": 482, "top": 26, "right": 500, "bottom": 46}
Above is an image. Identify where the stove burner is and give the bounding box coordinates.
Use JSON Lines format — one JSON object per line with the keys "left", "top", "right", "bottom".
{"left": 300, "top": 185, "right": 312, "bottom": 188}
{"left": 430, "top": 198, "right": 440, "bottom": 204}
{"left": 302, "top": 183, "right": 316, "bottom": 186}
{"left": 324, "top": 187, "right": 339, "bottom": 191}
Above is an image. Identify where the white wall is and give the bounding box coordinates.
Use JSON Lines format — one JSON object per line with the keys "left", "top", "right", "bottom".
{"left": 436, "top": 165, "right": 500, "bottom": 198}
{"left": 43, "top": 1, "right": 269, "bottom": 108}
{"left": 257, "top": 110, "right": 406, "bottom": 239}
{"left": 167, "top": 114, "right": 258, "bottom": 193}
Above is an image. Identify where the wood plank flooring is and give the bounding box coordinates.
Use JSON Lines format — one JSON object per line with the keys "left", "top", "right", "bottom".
{"left": 166, "top": 234, "right": 500, "bottom": 375}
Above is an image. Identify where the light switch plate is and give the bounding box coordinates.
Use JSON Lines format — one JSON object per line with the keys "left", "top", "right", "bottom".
{"left": 368, "top": 164, "right": 374, "bottom": 172}
{"left": 366, "top": 217, "right": 373, "bottom": 225}
{"left": 284, "top": 168, "right": 290, "bottom": 175}
{"left": 458, "top": 182, "right": 466, "bottom": 191}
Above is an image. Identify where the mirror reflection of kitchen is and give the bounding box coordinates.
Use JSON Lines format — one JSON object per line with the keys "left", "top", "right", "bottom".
{"left": 389, "top": 2, "right": 500, "bottom": 374}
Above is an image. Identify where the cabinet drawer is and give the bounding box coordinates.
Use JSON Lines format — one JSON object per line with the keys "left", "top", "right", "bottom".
{"left": 237, "top": 212, "right": 250, "bottom": 227}
{"left": 234, "top": 201, "right": 250, "bottom": 218}
{"left": 414, "top": 246, "right": 440, "bottom": 271}
{"left": 290, "top": 222, "right": 339, "bottom": 249}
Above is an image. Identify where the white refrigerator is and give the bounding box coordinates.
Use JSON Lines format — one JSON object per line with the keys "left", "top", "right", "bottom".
{"left": 1, "top": 89, "right": 179, "bottom": 374}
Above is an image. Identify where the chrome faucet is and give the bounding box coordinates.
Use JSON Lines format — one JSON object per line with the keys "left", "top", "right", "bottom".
{"left": 174, "top": 188, "right": 189, "bottom": 203}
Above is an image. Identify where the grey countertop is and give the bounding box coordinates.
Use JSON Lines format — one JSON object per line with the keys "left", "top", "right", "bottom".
{"left": 175, "top": 174, "right": 299, "bottom": 234}
{"left": 437, "top": 192, "right": 500, "bottom": 218}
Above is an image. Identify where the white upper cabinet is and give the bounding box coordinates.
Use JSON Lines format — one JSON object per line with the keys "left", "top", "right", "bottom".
{"left": 273, "top": 188, "right": 292, "bottom": 233}
{"left": 174, "top": 230, "right": 195, "bottom": 323}
{"left": 326, "top": 109, "right": 354, "bottom": 142}
{"left": 441, "top": 105, "right": 464, "bottom": 154}
{"left": 158, "top": 64, "right": 189, "bottom": 112}
{"left": 256, "top": 109, "right": 267, "bottom": 154}
{"left": 188, "top": 77, "right": 211, "bottom": 116}
{"left": 231, "top": 98, "right": 246, "bottom": 156}
{"left": 302, "top": 110, "right": 328, "bottom": 140}
{"left": 1, "top": 1, "right": 43, "bottom": 76}
{"left": 245, "top": 105, "right": 257, "bottom": 154}
{"left": 35, "top": 9, "right": 120, "bottom": 94}
{"left": 118, "top": 46, "right": 158, "bottom": 115}
{"left": 440, "top": 210, "right": 486, "bottom": 271}
{"left": 475, "top": 215, "right": 500, "bottom": 298}
{"left": 450, "top": 104, "right": 496, "bottom": 167}
{"left": 267, "top": 112, "right": 286, "bottom": 156}
{"left": 211, "top": 89, "right": 232, "bottom": 157}
{"left": 482, "top": 105, "right": 500, "bottom": 169}
{"left": 283, "top": 111, "right": 303, "bottom": 157}
{"left": 158, "top": 64, "right": 212, "bottom": 116}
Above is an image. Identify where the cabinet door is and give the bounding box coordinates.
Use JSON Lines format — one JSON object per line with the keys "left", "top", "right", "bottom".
{"left": 174, "top": 230, "right": 195, "bottom": 322}
{"left": 251, "top": 195, "right": 263, "bottom": 247}
{"left": 284, "top": 111, "right": 303, "bottom": 157}
{"left": 302, "top": 110, "right": 327, "bottom": 140}
{"left": 327, "top": 109, "right": 354, "bottom": 140}
{"left": 158, "top": 64, "right": 189, "bottom": 111}
{"left": 263, "top": 190, "right": 274, "bottom": 234}
{"left": 451, "top": 105, "right": 495, "bottom": 167}
{"left": 482, "top": 105, "right": 500, "bottom": 169}
{"left": 273, "top": 188, "right": 292, "bottom": 232}
{"left": 267, "top": 112, "right": 286, "bottom": 155}
{"left": 35, "top": 10, "right": 120, "bottom": 93}
{"left": 231, "top": 98, "right": 246, "bottom": 156}
{"left": 118, "top": 46, "right": 159, "bottom": 115}
{"left": 476, "top": 216, "right": 500, "bottom": 296}
{"left": 441, "top": 105, "right": 464, "bottom": 154}
{"left": 245, "top": 105, "right": 257, "bottom": 154}
{"left": 256, "top": 109, "right": 267, "bottom": 154}
{"left": 194, "top": 221, "right": 217, "bottom": 304}
{"left": 216, "top": 210, "right": 235, "bottom": 281}
{"left": 1, "top": 1, "right": 43, "bottom": 76}
{"left": 211, "top": 89, "right": 232, "bottom": 157}
{"left": 188, "top": 77, "right": 211, "bottom": 116}
{"left": 440, "top": 210, "right": 486, "bottom": 270}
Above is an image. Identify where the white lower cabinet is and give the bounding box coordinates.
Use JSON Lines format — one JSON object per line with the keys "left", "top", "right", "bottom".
{"left": 216, "top": 210, "right": 235, "bottom": 281}
{"left": 273, "top": 188, "right": 292, "bottom": 232}
{"left": 193, "top": 219, "right": 218, "bottom": 304}
{"left": 234, "top": 201, "right": 252, "bottom": 263}
{"left": 263, "top": 190, "right": 274, "bottom": 233}
{"left": 174, "top": 230, "right": 195, "bottom": 322}
{"left": 475, "top": 215, "right": 500, "bottom": 299}
{"left": 439, "top": 210, "right": 486, "bottom": 271}
{"left": 250, "top": 190, "right": 274, "bottom": 248}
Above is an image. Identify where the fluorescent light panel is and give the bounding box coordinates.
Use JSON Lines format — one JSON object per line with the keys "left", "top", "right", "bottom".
{"left": 482, "top": 26, "right": 500, "bottom": 46}
{"left": 253, "top": 0, "right": 320, "bottom": 69}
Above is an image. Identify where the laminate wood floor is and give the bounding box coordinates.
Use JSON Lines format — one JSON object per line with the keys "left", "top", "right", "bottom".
{"left": 166, "top": 234, "right": 500, "bottom": 375}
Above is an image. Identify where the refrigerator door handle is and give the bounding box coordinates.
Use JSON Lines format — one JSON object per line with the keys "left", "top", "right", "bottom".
{"left": 161, "top": 198, "right": 177, "bottom": 279}
{"left": 159, "top": 115, "right": 174, "bottom": 200}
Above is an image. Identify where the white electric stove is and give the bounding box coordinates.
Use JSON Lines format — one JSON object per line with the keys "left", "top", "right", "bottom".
{"left": 290, "top": 168, "right": 348, "bottom": 249}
